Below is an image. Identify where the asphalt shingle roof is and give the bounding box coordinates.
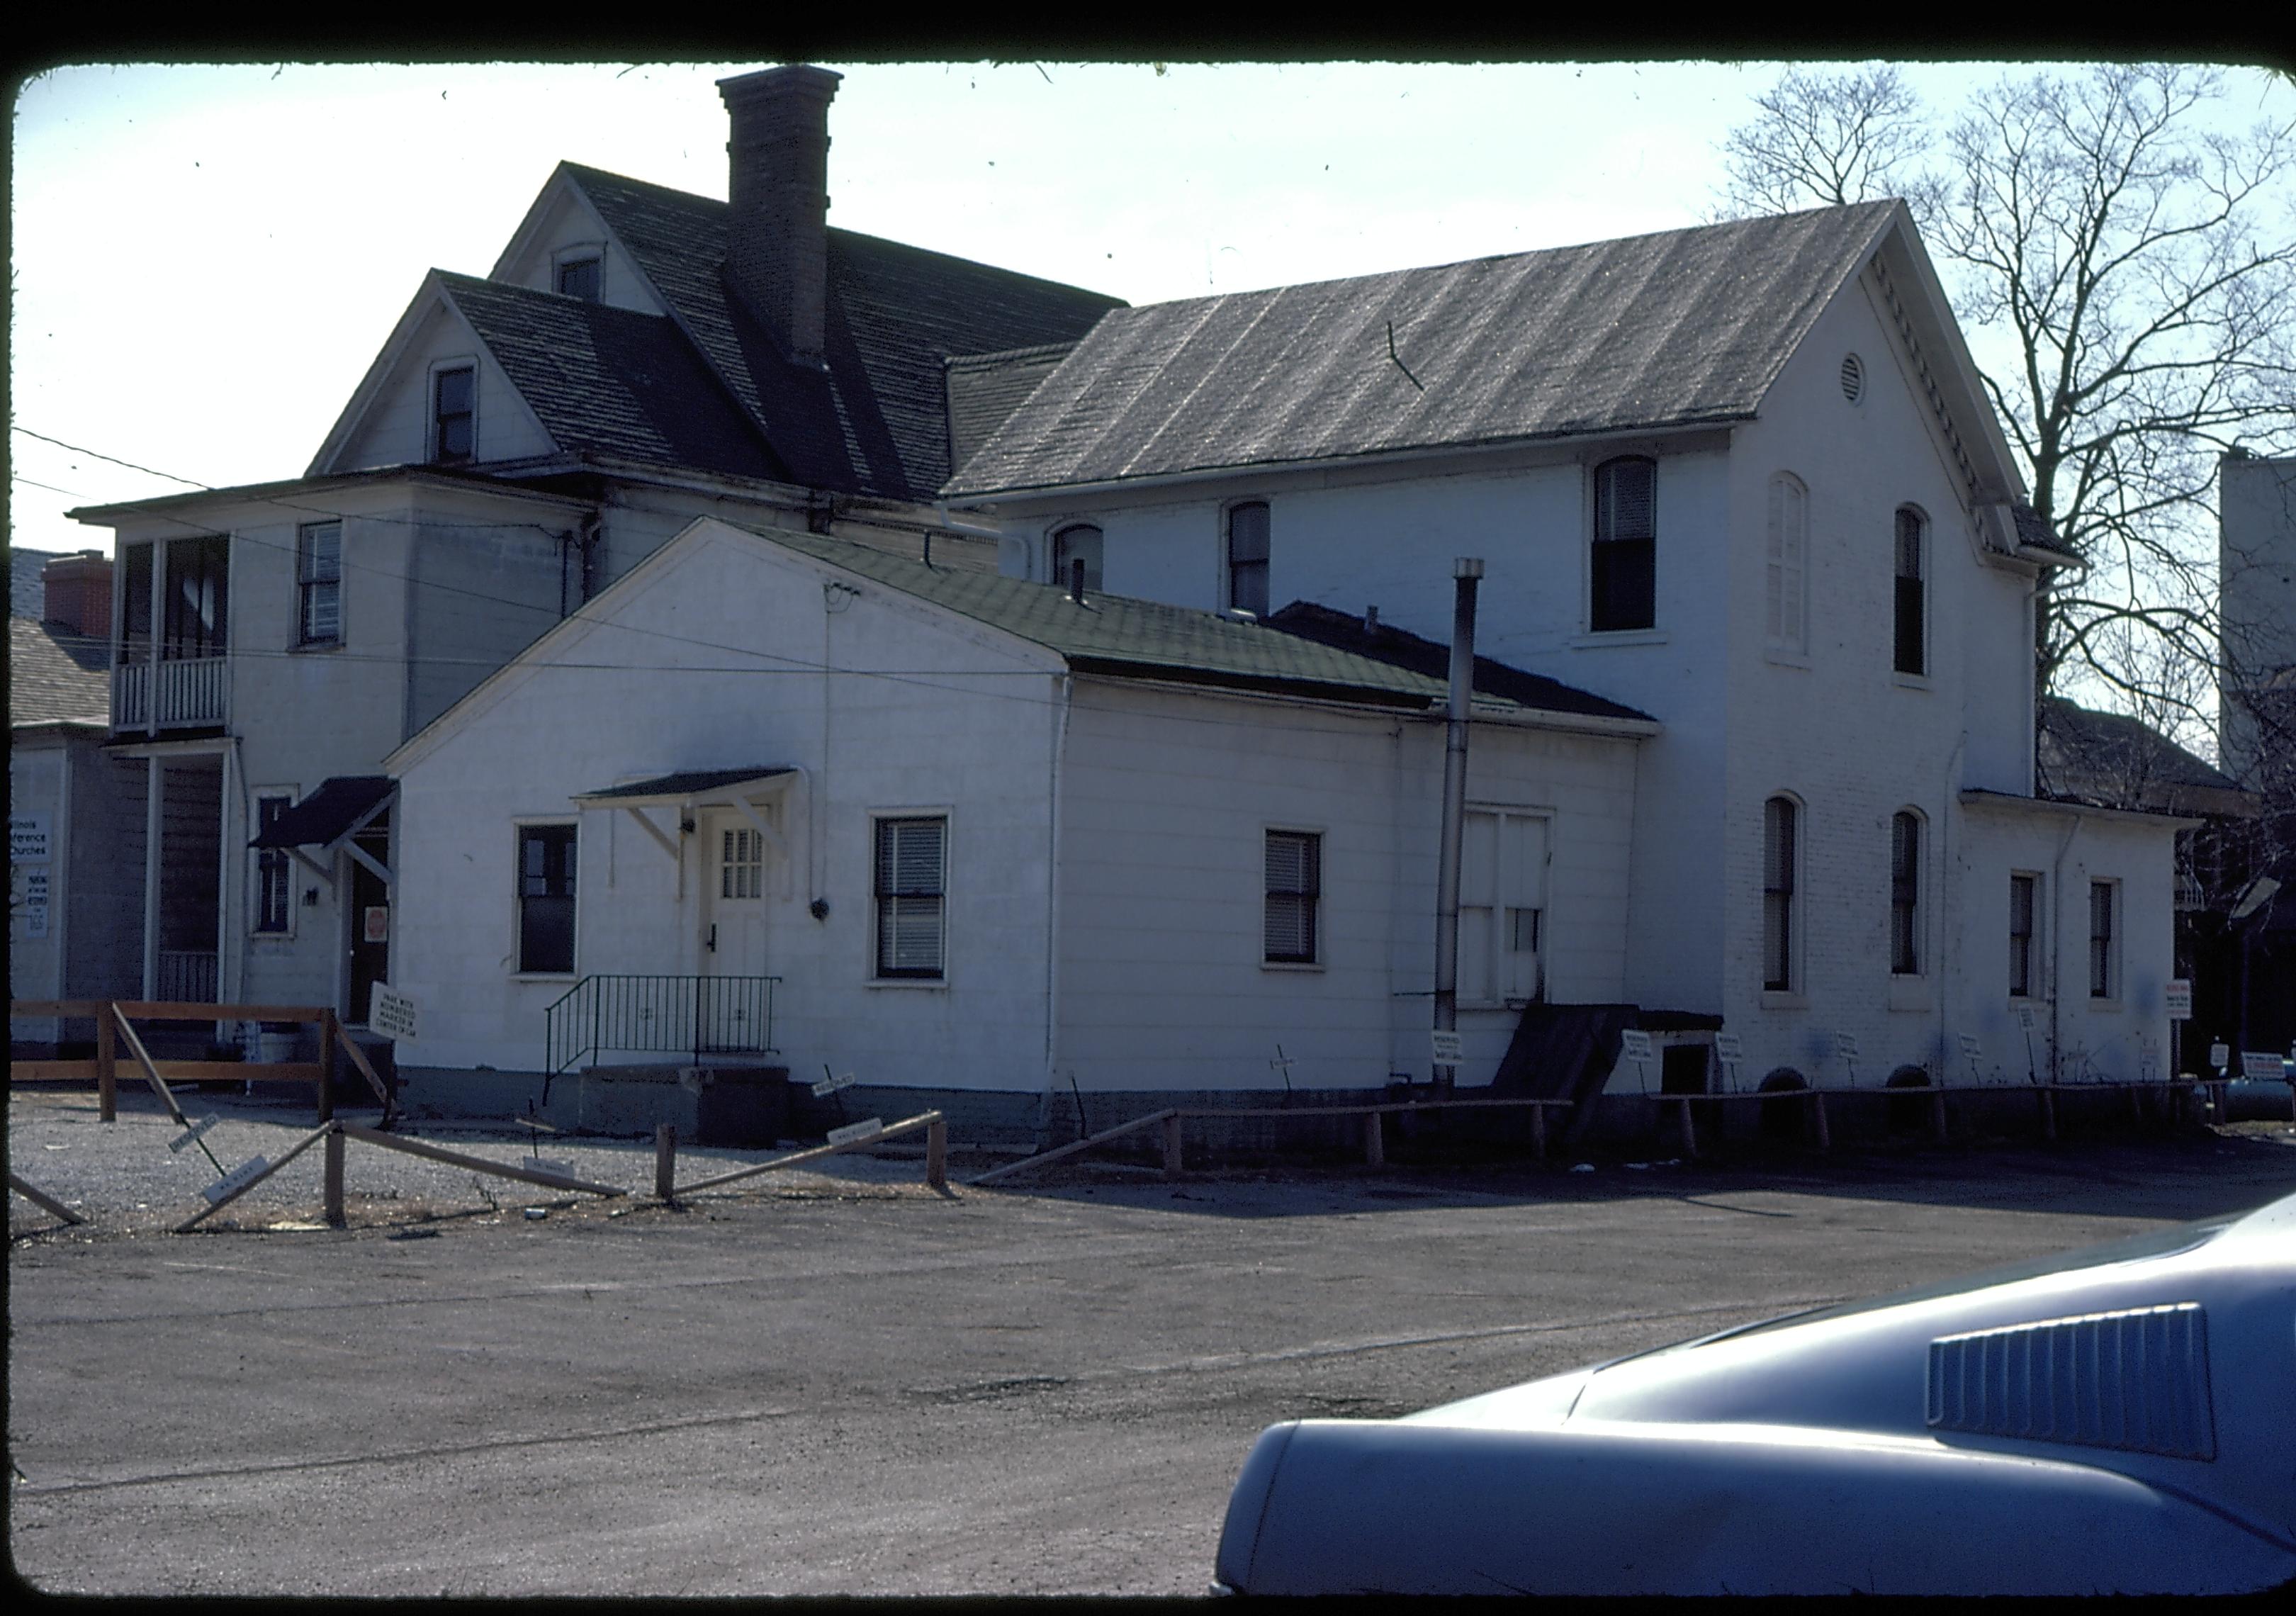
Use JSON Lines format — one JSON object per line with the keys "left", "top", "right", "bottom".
{"left": 9, "top": 617, "right": 109, "bottom": 727}
{"left": 10, "top": 548, "right": 65, "bottom": 620}
{"left": 944, "top": 201, "right": 1903, "bottom": 497}
{"left": 731, "top": 524, "right": 1648, "bottom": 724}
{"left": 562, "top": 165, "right": 1125, "bottom": 501}
{"left": 2037, "top": 697, "right": 2247, "bottom": 809}
{"left": 439, "top": 273, "right": 782, "bottom": 480}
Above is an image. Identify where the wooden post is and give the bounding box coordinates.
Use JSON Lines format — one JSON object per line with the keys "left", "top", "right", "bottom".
{"left": 1808, "top": 1092, "right": 1831, "bottom": 1152}
{"left": 654, "top": 1123, "right": 677, "bottom": 1202}
{"left": 317, "top": 1009, "right": 337, "bottom": 1123}
{"left": 1930, "top": 1089, "right": 1949, "bottom": 1144}
{"left": 926, "top": 1116, "right": 948, "bottom": 1190}
{"left": 1529, "top": 1101, "right": 1547, "bottom": 1159}
{"left": 323, "top": 1123, "right": 345, "bottom": 1226}
{"left": 2038, "top": 1087, "right": 2058, "bottom": 1143}
{"left": 1362, "top": 1111, "right": 1384, "bottom": 1169}
{"left": 1164, "top": 1113, "right": 1186, "bottom": 1178}
{"left": 95, "top": 1001, "right": 117, "bottom": 1123}
{"left": 1676, "top": 1097, "right": 1698, "bottom": 1159}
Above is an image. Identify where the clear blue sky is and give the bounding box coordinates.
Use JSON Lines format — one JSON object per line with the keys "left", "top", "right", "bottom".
{"left": 11, "top": 60, "right": 2290, "bottom": 559}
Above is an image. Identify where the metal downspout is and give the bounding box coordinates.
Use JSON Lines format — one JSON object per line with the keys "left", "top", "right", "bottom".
{"left": 1433, "top": 559, "right": 1483, "bottom": 1082}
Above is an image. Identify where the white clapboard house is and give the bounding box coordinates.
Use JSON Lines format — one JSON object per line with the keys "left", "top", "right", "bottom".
{"left": 935, "top": 196, "right": 2185, "bottom": 1111}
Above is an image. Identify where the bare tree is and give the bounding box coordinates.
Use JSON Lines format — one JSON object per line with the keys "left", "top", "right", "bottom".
{"left": 1717, "top": 64, "right": 2296, "bottom": 734}
{"left": 1718, "top": 64, "right": 1940, "bottom": 217}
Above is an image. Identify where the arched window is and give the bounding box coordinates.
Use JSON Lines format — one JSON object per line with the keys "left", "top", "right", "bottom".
{"left": 1767, "top": 473, "right": 1808, "bottom": 654}
{"left": 1592, "top": 456, "right": 1656, "bottom": 632}
{"left": 1890, "top": 809, "right": 1923, "bottom": 975}
{"left": 1763, "top": 795, "right": 1799, "bottom": 992}
{"left": 1893, "top": 507, "right": 1926, "bottom": 675}
{"left": 1226, "top": 502, "right": 1269, "bottom": 616}
{"left": 1052, "top": 523, "right": 1103, "bottom": 595}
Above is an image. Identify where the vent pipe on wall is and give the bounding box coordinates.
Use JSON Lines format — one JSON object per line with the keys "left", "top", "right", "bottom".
{"left": 1433, "top": 557, "right": 1483, "bottom": 1083}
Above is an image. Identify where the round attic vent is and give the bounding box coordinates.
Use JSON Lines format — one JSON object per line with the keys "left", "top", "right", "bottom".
{"left": 1840, "top": 352, "right": 1866, "bottom": 404}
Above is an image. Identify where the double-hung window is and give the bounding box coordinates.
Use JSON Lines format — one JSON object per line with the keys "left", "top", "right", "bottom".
{"left": 1459, "top": 809, "right": 1548, "bottom": 1004}
{"left": 2089, "top": 881, "right": 2117, "bottom": 999}
{"left": 1763, "top": 797, "right": 1799, "bottom": 992}
{"left": 1893, "top": 507, "right": 1926, "bottom": 675}
{"left": 2009, "top": 873, "right": 2038, "bottom": 998}
{"left": 1226, "top": 502, "right": 1270, "bottom": 617}
{"left": 254, "top": 792, "right": 294, "bottom": 934}
{"left": 1890, "top": 811, "right": 1922, "bottom": 975}
{"left": 874, "top": 817, "right": 947, "bottom": 980}
{"left": 1591, "top": 456, "right": 1656, "bottom": 632}
{"left": 296, "top": 521, "right": 342, "bottom": 645}
{"left": 555, "top": 255, "right": 602, "bottom": 301}
{"left": 1264, "top": 830, "right": 1322, "bottom": 965}
{"left": 517, "top": 824, "right": 577, "bottom": 975}
{"left": 434, "top": 366, "right": 475, "bottom": 464}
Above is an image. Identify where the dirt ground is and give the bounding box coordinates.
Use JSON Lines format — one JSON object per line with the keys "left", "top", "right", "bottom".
{"left": 10, "top": 1089, "right": 2295, "bottom": 1596}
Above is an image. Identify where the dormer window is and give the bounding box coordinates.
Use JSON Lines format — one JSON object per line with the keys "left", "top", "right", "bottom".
{"left": 555, "top": 255, "right": 602, "bottom": 302}
{"left": 433, "top": 366, "right": 475, "bottom": 464}
{"left": 1052, "top": 524, "right": 1103, "bottom": 595}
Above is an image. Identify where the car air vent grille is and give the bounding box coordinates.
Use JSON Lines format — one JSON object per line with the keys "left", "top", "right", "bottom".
{"left": 1927, "top": 1302, "right": 2214, "bottom": 1459}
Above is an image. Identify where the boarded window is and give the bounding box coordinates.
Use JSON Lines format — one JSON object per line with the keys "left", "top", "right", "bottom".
{"left": 1053, "top": 523, "right": 1103, "bottom": 595}
{"left": 1767, "top": 473, "right": 1807, "bottom": 653}
{"left": 1264, "top": 830, "right": 1321, "bottom": 965}
{"left": 1592, "top": 457, "right": 1656, "bottom": 632}
{"left": 1227, "top": 503, "right": 1270, "bottom": 617}
{"left": 875, "top": 817, "right": 946, "bottom": 979}
{"left": 1764, "top": 797, "right": 1797, "bottom": 992}
{"left": 1894, "top": 507, "right": 1925, "bottom": 675}
{"left": 1460, "top": 809, "right": 1548, "bottom": 1004}
{"left": 517, "top": 824, "right": 577, "bottom": 974}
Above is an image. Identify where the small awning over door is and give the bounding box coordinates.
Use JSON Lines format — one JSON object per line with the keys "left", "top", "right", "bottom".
{"left": 249, "top": 775, "right": 395, "bottom": 849}
{"left": 571, "top": 766, "right": 797, "bottom": 807}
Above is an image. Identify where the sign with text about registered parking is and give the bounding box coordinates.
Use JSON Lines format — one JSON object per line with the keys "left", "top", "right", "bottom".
{"left": 1713, "top": 1033, "right": 1743, "bottom": 1063}
{"left": 2242, "top": 1051, "right": 2285, "bottom": 1082}
{"left": 2015, "top": 1003, "right": 2039, "bottom": 1033}
{"left": 1958, "top": 1033, "right": 1983, "bottom": 1063}
{"left": 1618, "top": 1030, "right": 1654, "bottom": 1062}
{"left": 1834, "top": 1031, "right": 1860, "bottom": 1062}
{"left": 2163, "top": 980, "right": 2192, "bottom": 1020}
{"left": 826, "top": 1118, "right": 884, "bottom": 1147}
{"left": 1430, "top": 1029, "right": 1463, "bottom": 1065}
{"left": 811, "top": 1071, "right": 857, "bottom": 1098}
{"left": 368, "top": 985, "right": 419, "bottom": 1042}
{"left": 169, "top": 1114, "right": 221, "bottom": 1155}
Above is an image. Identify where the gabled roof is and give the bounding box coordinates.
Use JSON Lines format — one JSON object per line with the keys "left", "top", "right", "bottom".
{"left": 560, "top": 164, "right": 1125, "bottom": 502}
{"left": 944, "top": 201, "right": 1903, "bottom": 498}
{"left": 731, "top": 522, "right": 1653, "bottom": 726}
{"left": 2037, "top": 697, "right": 2256, "bottom": 819}
{"left": 436, "top": 273, "right": 784, "bottom": 481}
{"left": 9, "top": 617, "right": 109, "bottom": 728}
{"left": 1264, "top": 602, "right": 1655, "bottom": 724}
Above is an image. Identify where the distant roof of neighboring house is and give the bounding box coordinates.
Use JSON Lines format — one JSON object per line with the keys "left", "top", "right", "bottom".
{"left": 555, "top": 164, "right": 1126, "bottom": 502}
{"left": 10, "top": 548, "right": 65, "bottom": 620}
{"left": 944, "top": 199, "right": 1907, "bottom": 497}
{"left": 2037, "top": 696, "right": 2257, "bottom": 819}
{"left": 733, "top": 523, "right": 1656, "bottom": 729}
{"left": 9, "top": 617, "right": 109, "bottom": 728}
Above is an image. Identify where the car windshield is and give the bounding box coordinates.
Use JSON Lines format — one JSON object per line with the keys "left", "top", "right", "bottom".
{"left": 1599, "top": 1212, "right": 2239, "bottom": 1371}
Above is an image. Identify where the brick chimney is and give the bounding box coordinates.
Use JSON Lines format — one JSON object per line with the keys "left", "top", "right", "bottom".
{"left": 43, "top": 551, "right": 113, "bottom": 640}
{"left": 718, "top": 64, "right": 842, "bottom": 368}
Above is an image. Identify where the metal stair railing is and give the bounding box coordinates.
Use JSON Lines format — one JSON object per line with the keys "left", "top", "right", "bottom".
{"left": 544, "top": 973, "right": 779, "bottom": 1077}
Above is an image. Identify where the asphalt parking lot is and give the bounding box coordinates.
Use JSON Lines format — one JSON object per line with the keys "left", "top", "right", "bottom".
{"left": 11, "top": 1088, "right": 2295, "bottom": 1596}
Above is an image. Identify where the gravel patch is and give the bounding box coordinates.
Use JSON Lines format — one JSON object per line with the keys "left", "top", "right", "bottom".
{"left": 8, "top": 1087, "right": 974, "bottom": 1239}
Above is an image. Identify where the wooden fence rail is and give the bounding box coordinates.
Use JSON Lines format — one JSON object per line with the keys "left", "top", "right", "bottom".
{"left": 665, "top": 1111, "right": 949, "bottom": 1201}
{"left": 9, "top": 999, "right": 391, "bottom": 1123}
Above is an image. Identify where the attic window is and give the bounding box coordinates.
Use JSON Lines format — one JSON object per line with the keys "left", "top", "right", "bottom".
{"left": 433, "top": 366, "right": 475, "bottom": 464}
{"left": 1840, "top": 353, "right": 1865, "bottom": 404}
{"left": 556, "top": 256, "right": 602, "bottom": 302}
